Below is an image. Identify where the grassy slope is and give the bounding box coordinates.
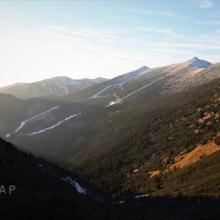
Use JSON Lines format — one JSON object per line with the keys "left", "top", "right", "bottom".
{"left": 150, "top": 150, "right": 220, "bottom": 196}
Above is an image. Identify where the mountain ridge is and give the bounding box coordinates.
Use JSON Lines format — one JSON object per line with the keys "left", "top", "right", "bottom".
{"left": 0, "top": 76, "right": 108, "bottom": 99}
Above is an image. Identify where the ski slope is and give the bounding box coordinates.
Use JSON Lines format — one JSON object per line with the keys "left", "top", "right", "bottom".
{"left": 107, "top": 77, "right": 165, "bottom": 107}
{"left": 24, "top": 113, "right": 81, "bottom": 136}
{"left": 5, "top": 106, "right": 60, "bottom": 138}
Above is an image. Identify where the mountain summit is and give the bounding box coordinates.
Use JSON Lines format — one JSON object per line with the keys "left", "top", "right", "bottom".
{"left": 186, "top": 57, "right": 212, "bottom": 68}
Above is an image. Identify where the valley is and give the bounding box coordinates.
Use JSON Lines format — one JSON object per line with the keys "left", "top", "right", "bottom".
{"left": 1, "top": 57, "right": 220, "bottom": 219}
{"left": 0, "top": 57, "right": 220, "bottom": 195}
{"left": 2, "top": 0, "right": 220, "bottom": 218}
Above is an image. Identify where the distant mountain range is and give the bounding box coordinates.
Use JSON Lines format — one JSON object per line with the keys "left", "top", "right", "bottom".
{"left": 0, "top": 76, "right": 107, "bottom": 99}
{"left": 64, "top": 57, "right": 218, "bottom": 104}
{"left": 0, "top": 57, "right": 217, "bottom": 101}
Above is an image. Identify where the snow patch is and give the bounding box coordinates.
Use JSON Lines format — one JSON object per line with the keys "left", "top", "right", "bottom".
{"left": 62, "top": 176, "right": 87, "bottom": 194}
{"left": 134, "top": 194, "right": 149, "bottom": 199}
{"left": 38, "top": 163, "right": 43, "bottom": 168}
{"left": 15, "top": 121, "right": 27, "bottom": 133}
{"left": 5, "top": 133, "right": 11, "bottom": 138}
{"left": 106, "top": 100, "right": 123, "bottom": 107}
{"left": 118, "top": 200, "right": 125, "bottom": 204}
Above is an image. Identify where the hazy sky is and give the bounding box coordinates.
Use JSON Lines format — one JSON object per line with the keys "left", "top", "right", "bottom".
{"left": 1, "top": 0, "right": 220, "bottom": 86}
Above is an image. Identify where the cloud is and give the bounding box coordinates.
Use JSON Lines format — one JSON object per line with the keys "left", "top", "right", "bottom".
{"left": 158, "top": 11, "right": 176, "bottom": 17}
{"left": 157, "top": 11, "right": 185, "bottom": 19}
{"left": 195, "top": 19, "right": 220, "bottom": 25}
{"left": 128, "top": 9, "right": 185, "bottom": 19}
{"left": 136, "top": 27, "right": 176, "bottom": 36}
{"left": 47, "top": 25, "right": 126, "bottom": 43}
{"left": 199, "top": 0, "right": 214, "bottom": 9}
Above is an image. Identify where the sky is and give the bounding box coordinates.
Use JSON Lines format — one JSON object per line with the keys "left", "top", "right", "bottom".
{"left": 1, "top": 0, "right": 220, "bottom": 86}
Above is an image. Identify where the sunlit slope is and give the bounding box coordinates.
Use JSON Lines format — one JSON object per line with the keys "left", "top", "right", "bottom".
{"left": 70, "top": 78, "right": 220, "bottom": 194}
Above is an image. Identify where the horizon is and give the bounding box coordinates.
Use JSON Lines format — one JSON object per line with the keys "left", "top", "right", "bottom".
{"left": 1, "top": 0, "right": 220, "bottom": 86}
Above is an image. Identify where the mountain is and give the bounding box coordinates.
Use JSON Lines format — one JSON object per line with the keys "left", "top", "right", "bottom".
{"left": 0, "top": 57, "right": 220, "bottom": 196}
{"left": 0, "top": 76, "right": 107, "bottom": 99}
{"left": 186, "top": 56, "right": 212, "bottom": 68}
{"left": 64, "top": 57, "right": 215, "bottom": 106}
{"left": 64, "top": 66, "right": 150, "bottom": 103}
{"left": 1, "top": 75, "right": 220, "bottom": 196}
{"left": 2, "top": 57, "right": 220, "bottom": 218}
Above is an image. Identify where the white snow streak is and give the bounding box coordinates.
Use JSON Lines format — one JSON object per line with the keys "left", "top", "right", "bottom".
{"left": 90, "top": 78, "right": 135, "bottom": 99}
{"left": 24, "top": 113, "right": 81, "bottom": 136}
{"left": 90, "top": 84, "right": 117, "bottom": 99}
{"left": 106, "top": 76, "right": 165, "bottom": 107}
{"left": 134, "top": 194, "right": 149, "bottom": 199}
{"left": 5, "top": 106, "right": 60, "bottom": 138}
{"left": 5, "top": 133, "right": 11, "bottom": 138}
{"left": 62, "top": 176, "right": 87, "bottom": 194}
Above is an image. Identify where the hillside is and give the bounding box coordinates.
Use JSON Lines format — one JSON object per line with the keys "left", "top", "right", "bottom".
{"left": 0, "top": 76, "right": 107, "bottom": 99}
{"left": 2, "top": 137, "right": 220, "bottom": 220}
{"left": 0, "top": 93, "right": 66, "bottom": 138}
{"left": 71, "top": 78, "right": 220, "bottom": 195}
{"left": 0, "top": 93, "right": 106, "bottom": 161}
{"left": 0, "top": 137, "right": 109, "bottom": 219}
